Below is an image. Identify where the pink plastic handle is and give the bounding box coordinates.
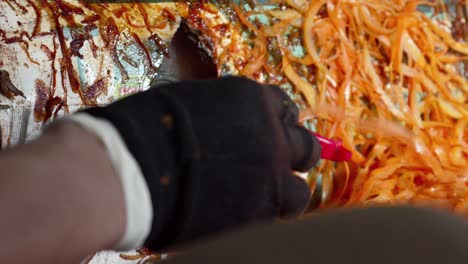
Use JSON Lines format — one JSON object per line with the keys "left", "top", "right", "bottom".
{"left": 311, "top": 132, "right": 352, "bottom": 162}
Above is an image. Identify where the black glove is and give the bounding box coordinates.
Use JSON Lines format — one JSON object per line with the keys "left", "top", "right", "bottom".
{"left": 84, "top": 76, "right": 321, "bottom": 250}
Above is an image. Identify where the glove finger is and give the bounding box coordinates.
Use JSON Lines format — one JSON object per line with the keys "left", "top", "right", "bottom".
{"left": 155, "top": 21, "right": 217, "bottom": 83}
{"left": 279, "top": 172, "right": 311, "bottom": 218}
{"left": 265, "top": 85, "right": 299, "bottom": 125}
{"left": 285, "top": 125, "right": 321, "bottom": 172}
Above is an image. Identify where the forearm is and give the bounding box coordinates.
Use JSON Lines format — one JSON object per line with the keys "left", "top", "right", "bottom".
{"left": 0, "top": 122, "right": 125, "bottom": 264}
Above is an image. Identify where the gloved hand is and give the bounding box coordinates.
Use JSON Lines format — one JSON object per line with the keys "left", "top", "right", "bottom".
{"left": 81, "top": 76, "right": 321, "bottom": 250}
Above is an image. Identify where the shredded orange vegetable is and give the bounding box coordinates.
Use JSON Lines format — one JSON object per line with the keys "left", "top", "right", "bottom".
{"left": 219, "top": 0, "right": 468, "bottom": 213}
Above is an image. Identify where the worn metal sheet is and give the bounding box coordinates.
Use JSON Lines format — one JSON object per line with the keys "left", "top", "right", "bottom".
{"left": 0, "top": 0, "right": 181, "bottom": 146}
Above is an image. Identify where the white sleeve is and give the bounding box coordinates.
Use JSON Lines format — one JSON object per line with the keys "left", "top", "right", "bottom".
{"left": 65, "top": 113, "right": 153, "bottom": 251}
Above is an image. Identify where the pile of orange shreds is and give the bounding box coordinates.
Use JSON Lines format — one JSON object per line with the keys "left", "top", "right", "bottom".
{"left": 219, "top": 0, "right": 468, "bottom": 213}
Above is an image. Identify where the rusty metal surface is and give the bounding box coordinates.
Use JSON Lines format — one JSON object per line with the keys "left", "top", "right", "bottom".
{"left": 0, "top": 0, "right": 181, "bottom": 147}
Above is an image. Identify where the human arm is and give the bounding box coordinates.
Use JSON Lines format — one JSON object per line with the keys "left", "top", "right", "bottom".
{"left": 0, "top": 76, "right": 321, "bottom": 263}
{"left": 0, "top": 122, "right": 125, "bottom": 264}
